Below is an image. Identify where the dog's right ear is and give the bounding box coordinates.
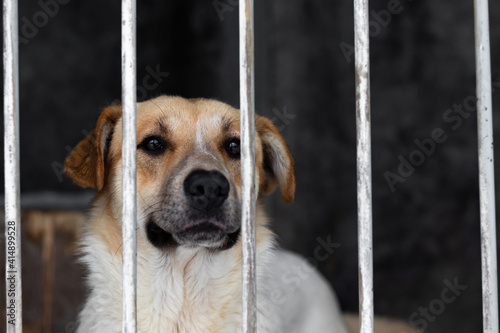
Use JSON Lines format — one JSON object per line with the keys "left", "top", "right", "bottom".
{"left": 64, "top": 105, "right": 121, "bottom": 190}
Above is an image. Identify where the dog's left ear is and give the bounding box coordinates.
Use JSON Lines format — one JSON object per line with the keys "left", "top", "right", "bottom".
{"left": 256, "top": 115, "right": 296, "bottom": 202}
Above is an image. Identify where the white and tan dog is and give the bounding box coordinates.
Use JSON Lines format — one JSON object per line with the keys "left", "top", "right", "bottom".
{"left": 65, "top": 95, "right": 414, "bottom": 333}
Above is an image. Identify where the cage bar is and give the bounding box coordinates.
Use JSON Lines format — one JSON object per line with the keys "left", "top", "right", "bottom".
{"left": 353, "top": 0, "right": 374, "bottom": 332}
{"left": 3, "top": 0, "right": 22, "bottom": 332}
{"left": 121, "top": 0, "right": 138, "bottom": 332}
{"left": 239, "top": 0, "right": 257, "bottom": 332}
{"left": 474, "top": 1, "right": 499, "bottom": 332}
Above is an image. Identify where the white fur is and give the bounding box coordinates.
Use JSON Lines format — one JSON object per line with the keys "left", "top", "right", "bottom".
{"left": 76, "top": 214, "right": 347, "bottom": 333}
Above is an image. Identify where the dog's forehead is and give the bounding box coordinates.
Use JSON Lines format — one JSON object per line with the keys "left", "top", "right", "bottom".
{"left": 136, "top": 96, "right": 240, "bottom": 136}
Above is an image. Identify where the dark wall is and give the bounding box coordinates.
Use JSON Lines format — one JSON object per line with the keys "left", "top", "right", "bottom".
{"left": 2, "top": 0, "right": 500, "bottom": 332}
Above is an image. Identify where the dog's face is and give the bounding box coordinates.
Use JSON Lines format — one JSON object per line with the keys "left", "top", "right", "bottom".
{"left": 65, "top": 96, "right": 295, "bottom": 251}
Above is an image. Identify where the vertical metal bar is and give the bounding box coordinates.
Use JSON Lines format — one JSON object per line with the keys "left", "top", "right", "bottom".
{"left": 121, "top": 0, "right": 137, "bottom": 331}
{"left": 354, "top": 0, "right": 374, "bottom": 332}
{"left": 239, "top": 0, "right": 256, "bottom": 332}
{"left": 3, "top": 0, "right": 22, "bottom": 331}
{"left": 474, "top": 0, "right": 499, "bottom": 332}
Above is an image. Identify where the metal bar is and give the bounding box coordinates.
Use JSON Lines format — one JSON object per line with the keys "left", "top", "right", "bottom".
{"left": 3, "top": 0, "right": 22, "bottom": 331}
{"left": 121, "top": 0, "right": 137, "bottom": 331}
{"left": 239, "top": 0, "right": 256, "bottom": 332}
{"left": 474, "top": 0, "right": 499, "bottom": 332}
{"left": 354, "top": 0, "right": 374, "bottom": 332}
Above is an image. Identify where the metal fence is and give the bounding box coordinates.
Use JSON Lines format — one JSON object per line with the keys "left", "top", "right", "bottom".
{"left": 3, "top": 0, "right": 498, "bottom": 332}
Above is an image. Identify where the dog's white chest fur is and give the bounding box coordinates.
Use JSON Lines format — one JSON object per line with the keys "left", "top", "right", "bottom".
{"left": 76, "top": 232, "right": 346, "bottom": 333}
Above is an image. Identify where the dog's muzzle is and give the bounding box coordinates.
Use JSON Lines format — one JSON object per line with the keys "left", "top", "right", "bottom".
{"left": 146, "top": 169, "right": 240, "bottom": 250}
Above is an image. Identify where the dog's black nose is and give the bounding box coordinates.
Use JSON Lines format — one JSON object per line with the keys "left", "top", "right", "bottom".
{"left": 184, "top": 170, "right": 230, "bottom": 210}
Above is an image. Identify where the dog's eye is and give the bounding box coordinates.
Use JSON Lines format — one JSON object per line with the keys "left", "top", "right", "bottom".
{"left": 225, "top": 138, "right": 240, "bottom": 158}
{"left": 139, "top": 136, "right": 165, "bottom": 154}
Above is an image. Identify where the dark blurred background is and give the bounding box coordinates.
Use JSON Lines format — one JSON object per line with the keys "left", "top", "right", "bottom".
{"left": 1, "top": 0, "right": 500, "bottom": 332}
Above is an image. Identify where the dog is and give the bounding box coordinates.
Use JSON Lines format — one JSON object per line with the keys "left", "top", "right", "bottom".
{"left": 65, "top": 95, "right": 416, "bottom": 333}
